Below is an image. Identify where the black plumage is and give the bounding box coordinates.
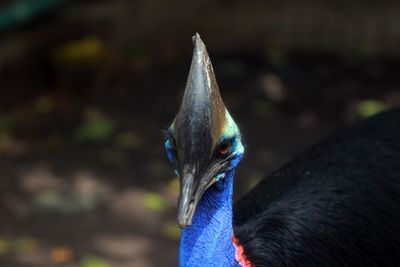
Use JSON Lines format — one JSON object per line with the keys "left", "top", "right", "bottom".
{"left": 233, "top": 108, "right": 400, "bottom": 266}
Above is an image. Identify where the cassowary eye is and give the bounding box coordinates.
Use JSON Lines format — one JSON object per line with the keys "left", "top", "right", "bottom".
{"left": 217, "top": 140, "right": 231, "bottom": 157}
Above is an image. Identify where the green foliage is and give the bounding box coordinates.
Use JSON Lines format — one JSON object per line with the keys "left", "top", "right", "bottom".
{"left": 75, "top": 108, "right": 115, "bottom": 143}
{"left": 54, "top": 36, "right": 108, "bottom": 65}
{"left": 99, "top": 149, "right": 129, "bottom": 166}
{"left": 33, "top": 191, "right": 98, "bottom": 214}
{"left": 356, "top": 99, "right": 386, "bottom": 118}
{"left": 12, "top": 237, "right": 37, "bottom": 252}
{"left": 143, "top": 192, "right": 166, "bottom": 212}
{"left": 34, "top": 96, "right": 53, "bottom": 114}
{"left": 264, "top": 41, "right": 287, "bottom": 66}
{"left": 168, "top": 177, "right": 180, "bottom": 197}
{"left": 80, "top": 256, "right": 110, "bottom": 267}
{"left": 0, "top": 115, "right": 15, "bottom": 133}
{"left": 0, "top": 237, "right": 37, "bottom": 254}
{"left": 162, "top": 220, "right": 181, "bottom": 240}
{"left": 351, "top": 42, "right": 376, "bottom": 60}
{"left": 114, "top": 132, "right": 141, "bottom": 149}
{"left": 0, "top": 238, "right": 10, "bottom": 254}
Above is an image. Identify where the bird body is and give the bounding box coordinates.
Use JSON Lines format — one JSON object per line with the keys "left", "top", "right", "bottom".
{"left": 233, "top": 108, "right": 400, "bottom": 266}
{"left": 165, "top": 34, "right": 400, "bottom": 266}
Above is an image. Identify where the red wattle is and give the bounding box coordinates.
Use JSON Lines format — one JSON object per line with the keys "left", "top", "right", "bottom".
{"left": 232, "top": 235, "right": 255, "bottom": 267}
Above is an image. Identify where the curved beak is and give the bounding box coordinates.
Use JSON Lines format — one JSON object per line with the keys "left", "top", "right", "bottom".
{"left": 177, "top": 169, "right": 197, "bottom": 228}
{"left": 177, "top": 165, "right": 218, "bottom": 228}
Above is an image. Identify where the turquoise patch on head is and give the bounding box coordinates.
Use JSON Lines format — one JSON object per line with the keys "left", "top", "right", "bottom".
{"left": 215, "top": 173, "right": 225, "bottom": 181}
{"left": 165, "top": 139, "right": 174, "bottom": 162}
{"left": 221, "top": 109, "right": 244, "bottom": 155}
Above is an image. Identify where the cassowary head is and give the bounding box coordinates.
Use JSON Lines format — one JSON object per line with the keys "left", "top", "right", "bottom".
{"left": 165, "top": 34, "right": 244, "bottom": 228}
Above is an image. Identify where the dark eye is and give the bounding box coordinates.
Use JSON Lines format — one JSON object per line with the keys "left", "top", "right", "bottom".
{"left": 217, "top": 140, "right": 231, "bottom": 157}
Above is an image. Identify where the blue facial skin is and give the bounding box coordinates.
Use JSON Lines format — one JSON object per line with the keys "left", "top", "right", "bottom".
{"left": 165, "top": 118, "right": 245, "bottom": 267}
{"left": 165, "top": 138, "right": 175, "bottom": 163}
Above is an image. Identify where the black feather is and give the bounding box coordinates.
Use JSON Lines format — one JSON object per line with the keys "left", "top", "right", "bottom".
{"left": 233, "top": 108, "right": 400, "bottom": 267}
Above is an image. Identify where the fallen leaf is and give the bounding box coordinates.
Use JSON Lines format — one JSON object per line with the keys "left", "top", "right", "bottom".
{"left": 54, "top": 37, "right": 108, "bottom": 64}
{"left": 51, "top": 246, "right": 73, "bottom": 264}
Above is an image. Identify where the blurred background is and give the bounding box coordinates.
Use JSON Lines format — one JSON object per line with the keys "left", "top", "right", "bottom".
{"left": 0, "top": 0, "right": 400, "bottom": 266}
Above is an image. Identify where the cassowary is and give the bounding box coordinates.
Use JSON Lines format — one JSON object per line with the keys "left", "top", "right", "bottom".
{"left": 164, "top": 33, "right": 400, "bottom": 267}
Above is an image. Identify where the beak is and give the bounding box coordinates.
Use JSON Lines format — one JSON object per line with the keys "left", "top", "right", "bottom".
{"left": 177, "top": 160, "right": 231, "bottom": 228}
{"left": 177, "top": 169, "right": 197, "bottom": 228}
{"left": 177, "top": 165, "right": 217, "bottom": 228}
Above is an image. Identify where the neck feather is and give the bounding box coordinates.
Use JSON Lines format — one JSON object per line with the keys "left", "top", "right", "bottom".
{"left": 179, "top": 171, "right": 238, "bottom": 267}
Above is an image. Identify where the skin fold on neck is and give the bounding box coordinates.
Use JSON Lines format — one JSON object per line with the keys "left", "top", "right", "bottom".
{"left": 179, "top": 170, "right": 238, "bottom": 267}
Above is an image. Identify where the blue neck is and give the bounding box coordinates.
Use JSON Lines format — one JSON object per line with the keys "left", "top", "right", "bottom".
{"left": 179, "top": 171, "right": 238, "bottom": 267}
